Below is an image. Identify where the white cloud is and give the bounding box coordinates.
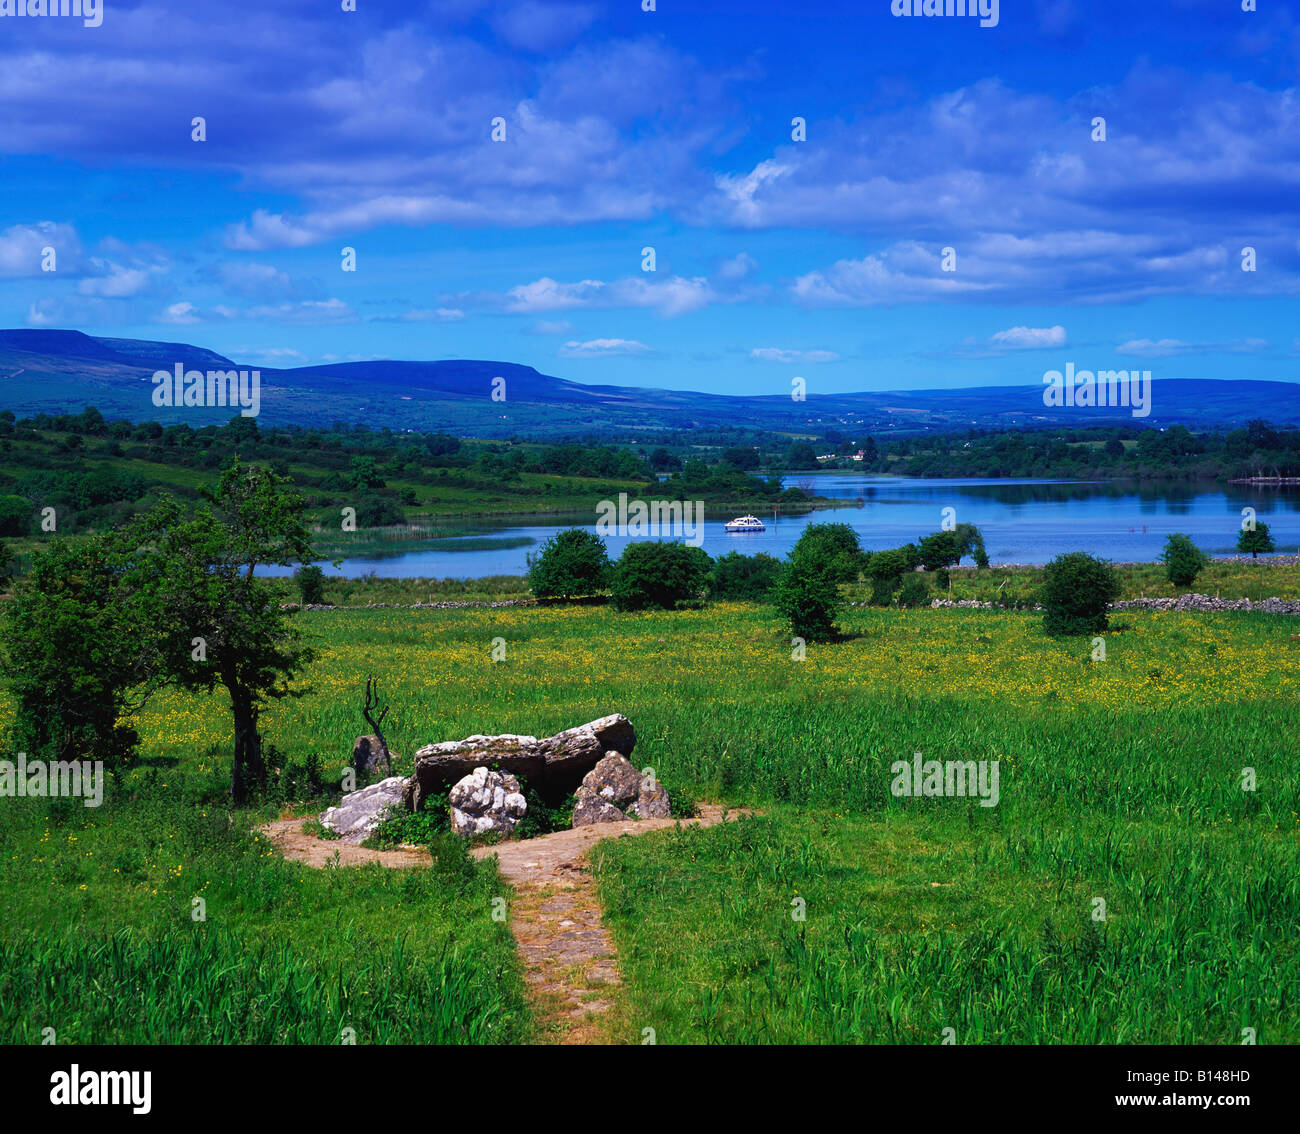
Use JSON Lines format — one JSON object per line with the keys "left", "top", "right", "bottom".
{"left": 989, "top": 325, "right": 1067, "bottom": 349}
{"left": 243, "top": 298, "right": 357, "bottom": 324}
{"left": 0, "top": 222, "right": 80, "bottom": 277}
{"left": 400, "top": 307, "right": 465, "bottom": 322}
{"left": 557, "top": 338, "right": 651, "bottom": 358}
{"left": 750, "top": 347, "right": 841, "bottom": 364}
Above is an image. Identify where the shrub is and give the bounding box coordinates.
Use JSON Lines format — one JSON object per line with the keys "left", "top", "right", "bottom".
{"left": 790, "top": 523, "right": 863, "bottom": 582}
{"left": 609, "top": 542, "right": 711, "bottom": 611}
{"left": 528, "top": 528, "right": 612, "bottom": 599}
{"left": 1236, "top": 522, "right": 1275, "bottom": 559}
{"left": 773, "top": 556, "right": 843, "bottom": 641}
{"left": 869, "top": 574, "right": 901, "bottom": 607}
{"left": 1040, "top": 551, "right": 1120, "bottom": 637}
{"left": 1161, "top": 533, "right": 1208, "bottom": 587}
{"left": 295, "top": 564, "right": 326, "bottom": 604}
{"left": 355, "top": 495, "right": 405, "bottom": 527}
{"left": 709, "top": 551, "right": 783, "bottom": 601}
{"left": 897, "top": 575, "right": 931, "bottom": 608}
{"left": 369, "top": 797, "right": 450, "bottom": 847}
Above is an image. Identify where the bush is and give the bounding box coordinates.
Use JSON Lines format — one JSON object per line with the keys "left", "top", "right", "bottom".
{"left": 869, "top": 574, "right": 901, "bottom": 607}
{"left": 1236, "top": 522, "right": 1275, "bottom": 559}
{"left": 609, "top": 542, "right": 711, "bottom": 611}
{"left": 355, "top": 495, "right": 405, "bottom": 527}
{"left": 773, "top": 556, "right": 843, "bottom": 641}
{"left": 897, "top": 575, "right": 931, "bottom": 608}
{"left": 295, "top": 564, "right": 326, "bottom": 604}
{"left": 368, "top": 797, "right": 450, "bottom": 847}
{"left": 1040, "top": 551, "right": 1120, "bottom": 637}
{"left": 709, "top": 551, "right": 783, "bottom": 601}
{"left": 528, "top": 528, "right": 612, "bottom": 599}
{"left": 790, "top": 523, "right": 863, "bottom": 582}
{"left": 1161, "top": 533, "right": 1208, "bottom": 587}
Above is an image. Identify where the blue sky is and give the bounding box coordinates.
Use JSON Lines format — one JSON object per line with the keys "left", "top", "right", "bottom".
{"left": 1, "top": 0, "right": 1298, "bottom": 395}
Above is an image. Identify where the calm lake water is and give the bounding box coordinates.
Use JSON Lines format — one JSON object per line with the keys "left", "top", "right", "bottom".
{"left": 273, "top": 475, "right": 1300, "bottom": 579}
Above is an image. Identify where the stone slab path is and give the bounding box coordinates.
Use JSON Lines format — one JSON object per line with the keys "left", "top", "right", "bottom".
{"left": 260, "top": 805, "right": 750, "bottom": 1044}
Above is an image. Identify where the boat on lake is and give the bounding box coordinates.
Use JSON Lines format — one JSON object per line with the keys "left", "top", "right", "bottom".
{"left": 724, "top": 514, "right": 766, "bottom": 533}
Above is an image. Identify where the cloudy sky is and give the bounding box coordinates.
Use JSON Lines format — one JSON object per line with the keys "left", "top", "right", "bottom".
{"left": 1, "top": 0, "right": 1298, "bottom": 394}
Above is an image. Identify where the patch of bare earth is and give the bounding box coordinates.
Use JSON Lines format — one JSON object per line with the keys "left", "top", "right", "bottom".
{"left": 259, "top": 804, "right": 751, "bottom": 1045}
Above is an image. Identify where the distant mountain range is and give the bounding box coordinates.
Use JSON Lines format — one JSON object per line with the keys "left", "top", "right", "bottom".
{"left": 0, "top": 329, "right": 1295, "bottom": 439}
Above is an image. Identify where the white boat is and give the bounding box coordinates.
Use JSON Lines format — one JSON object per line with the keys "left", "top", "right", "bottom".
{"left": 724, "top": 514, "right": 766, "bottom": 533}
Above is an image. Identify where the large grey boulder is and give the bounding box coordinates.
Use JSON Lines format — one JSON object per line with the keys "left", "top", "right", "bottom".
{"left": 406, "top": 713, "right": 635, "bottom": 811}
{"left": 572, "top": 752, "right": 671, "bottom": 827}
{"left": 449, "top": 767, "right": 527, "bottom": 838}
{"left": 319, "top": 776, "right": 407, "bottom": 844}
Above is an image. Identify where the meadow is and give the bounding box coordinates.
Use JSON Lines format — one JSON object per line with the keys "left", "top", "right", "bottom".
{"left": 2, "top": 598, "right": 1297, "bottom": 1044}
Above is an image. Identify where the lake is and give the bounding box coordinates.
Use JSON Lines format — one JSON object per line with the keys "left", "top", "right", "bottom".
{"left": 272, "top": 474, "right": 1300, "bottom": 579}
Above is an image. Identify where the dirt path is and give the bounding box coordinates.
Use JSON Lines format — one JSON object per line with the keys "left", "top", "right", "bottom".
{"left": 260, "top": 804, "right": 750, "bottom": 1044}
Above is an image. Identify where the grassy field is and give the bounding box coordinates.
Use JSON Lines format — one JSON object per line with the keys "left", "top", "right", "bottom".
{"left": 2, "top": 597, "right": 1297, "bottom": 1043}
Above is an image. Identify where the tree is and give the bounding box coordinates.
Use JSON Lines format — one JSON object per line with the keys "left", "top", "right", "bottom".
{"left": 1104, "top": 438, "right": 1125, "bottom": 458}
{"left": 772, "top": 555, "right": 842, "bottom": 641}
{"left": 709, "top": 551, "right": 783, "bottom": 602}
{"left": 783, "top": 441, "right": 818, "bottom": 468}
{"left": 1040, "top": 552, "right": 1120, "bottom": 637}
{"left": 609, "top": 542, "right": 711, "bottom": 611}
{"left": 1161, "top": 533, "right": 1207, "bottom": 587}
{"left": 1237, "top": 521, "right": 1275, "bottom": 559}
{"left": 721, "top": 446, "right": 760, "bottom": 470}
{"left": 790, "top": 523, "right": 864, "bottom": 582}
{"left": 528, "top": 528, "right": 612, "bottom": 599}
{"left": 122, "top": 462, "right": 317, "bottom": 801}
{"left": 0, "top": 495, "right": 31, "bottom": 537}
{"left": 348, "top": 456, "right": 385, "bottom": 491}
{"left": 355, "top": 495, "right": 405, "bottom": 527}
{"left": 0, "top": 536, "right": 163, "bottom": 767}
{"left": 296, "top": 564, "right": 326, "bottom": 604}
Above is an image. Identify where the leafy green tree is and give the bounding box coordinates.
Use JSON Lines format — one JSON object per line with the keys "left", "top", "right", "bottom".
{"left": 709, "top": 551, "right": 783, "bottom": 601}
{"left": 0, "top": 495, "right": 31, "bottom": 537}
{"left": 783, "top": 441, "right": 818, "bottom": 468}
{"left": 772, "top": 555, "right": 842, "bottom": 642}
{"left": 1161, "top": 533, "right": 1208, "bottom": 587}
{"left": 1, "top": 537, "right": 162, "bottom": 766}
{"left": 1040, "top": 552, "right": 1120, "bottom": 637}
{"left": 528, "top": 528, "right": 612, "bottom": 599}
{"left": 609, "top": 542, "right": 711, "bottom": 611}
{"left": 348, "top": 456, "right": 385, "bottom": 491}
{"left": 1236, "top": 521, "right": 1275, "bottom": 559}
{"left": 122, "top": 462, "right": 317, "bottom": 801}
{"left": 791, "top": 523, "right": 864, "bottom": 583}
{"left": 296, "top": 564, "right": 326, "bottom": 604}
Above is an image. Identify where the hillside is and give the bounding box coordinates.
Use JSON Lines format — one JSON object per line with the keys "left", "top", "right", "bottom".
{"left": 0, "top": 329, "right": 1295, "bottom": 438}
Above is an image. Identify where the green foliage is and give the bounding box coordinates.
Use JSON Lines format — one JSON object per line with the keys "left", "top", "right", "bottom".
{"left": 1040, "top": 551, "right": 1120, "bottom": 637}
{"left": 295, "top": 564, "right": 326, "bottom": 605}
{"left": 869, "top": 574, "right": 901, "bottom": 606}
{"left": 370, "top": 798, "right": 451, "bottom": 846}
{"left": 772, "top": 556, "right": 843, "bottom": 641}
{"left": 896, "top": 575, "right": 931, "bottom": 608}
{"left": 609, "top": 542, "right": 711, "bottom": 612}
{"left": 0, "top": 536, "right": 154, "bottom": 765}
{"left": 709, "top": 551, "right": 783, "bottom": 602}
{"left": 355, "top": 495, "right": 405, "bottom": 528}
{"left": 515, "top": 784, "right": 576, "bottom": 839}
{"left": 0, "top": 495, "right": 31, "bottom": 537}
{"left": 527, "top": 528, "right": 612, "bottom": 599}
{"left": 1161, "top": 533, "right": 1208, "bottom": 587}
{"left": 790, "top": 523, "right": 863, "bottom": 583}
{"left": 120, "top": 461, "right": 318, "bottom": 801}
{"left": 1236, "top": 522, "right": 1275, "bottom": 559}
